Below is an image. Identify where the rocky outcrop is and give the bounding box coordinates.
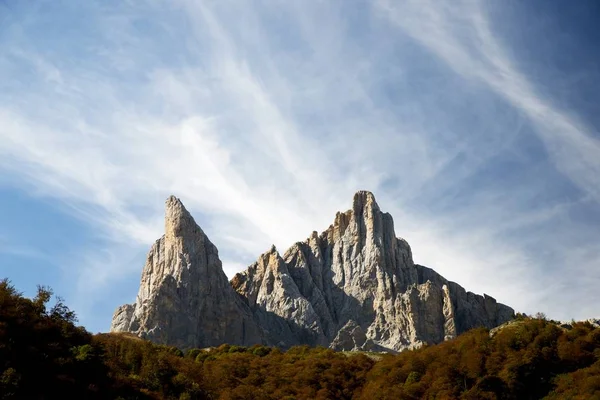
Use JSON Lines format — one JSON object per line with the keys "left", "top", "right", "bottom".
{"left": 230, "top": 246, "right": 328, "bottom": 348}
{"left": 330, "top": 320, "right": 376, "bottom": 351}
{"left": 109, "top": 196, "right": 262, "bottom": 349}
{"left": 112, "top": 191, "right": 514, "bottom": 352}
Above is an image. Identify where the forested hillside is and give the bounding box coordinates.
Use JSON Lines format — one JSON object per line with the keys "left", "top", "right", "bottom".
{"left": 1, "top": 279, "right": 599, "bottom": 399}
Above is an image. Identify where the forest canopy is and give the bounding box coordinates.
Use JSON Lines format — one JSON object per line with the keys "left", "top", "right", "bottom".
{"left": 1, "top": 279, "right": 599, "bottom": 399}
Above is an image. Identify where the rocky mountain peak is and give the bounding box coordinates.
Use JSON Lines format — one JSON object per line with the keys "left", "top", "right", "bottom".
{"left": 322, "top": 190, "right": 396, "bottom": 248}
{"left": 112, "top": 191, "right": 514, "bottom": 352}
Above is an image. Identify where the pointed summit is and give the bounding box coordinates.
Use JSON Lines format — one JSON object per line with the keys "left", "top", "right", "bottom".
{"left": 164, "top": 195, "right": 201, "bottom": 239}
{"left": 351, "top": 190, "right": 384, "bottom": 237}
{"left": 165, "top": 195, "right": 185, "bottom": 213}
{"left": 352, "top": 190, "right": 379, "bottom": 212}
{"left": 356, "top": 189, "right": 386, "bottom": 219}
{"left": 322, "top": 191, "right": 385, "bottom": 242}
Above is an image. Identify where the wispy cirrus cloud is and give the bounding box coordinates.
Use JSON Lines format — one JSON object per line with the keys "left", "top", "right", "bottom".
{"left": 0, "top": 0, "right": 598, "bottom": 331}
{"left": 376, "top": 0, "right": 600, "bottom": 202}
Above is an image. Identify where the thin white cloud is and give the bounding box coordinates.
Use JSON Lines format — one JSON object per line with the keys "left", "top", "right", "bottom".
{"left": 376, "top": 0, "right": 600, "bottom": 202}
{"left": 0, "top": 235, "right": 49, "bottom": 262}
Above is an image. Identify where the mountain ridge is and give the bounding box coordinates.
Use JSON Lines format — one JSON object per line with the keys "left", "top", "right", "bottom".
{"left": 111, "top": 191, "right": 514, "bottom": 351}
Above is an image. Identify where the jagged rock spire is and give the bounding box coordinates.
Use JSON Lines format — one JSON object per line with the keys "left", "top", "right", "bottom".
{"left": 110, "top": 196, "right": 262, "bottom": 348}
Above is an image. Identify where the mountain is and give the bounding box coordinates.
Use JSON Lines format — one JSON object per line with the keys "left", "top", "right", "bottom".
{"left": 111, "top": 191, "right": 514, "bottom": 351}
{"left": 110, "top": 196, "right": 263, "bottom": 349}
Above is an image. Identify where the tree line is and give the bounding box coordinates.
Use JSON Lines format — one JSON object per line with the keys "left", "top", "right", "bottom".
{"left": 1, "top": 279, "right": 599, "bottom": 399}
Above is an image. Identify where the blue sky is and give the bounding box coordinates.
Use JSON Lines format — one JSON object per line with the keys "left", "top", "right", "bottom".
{"left": 1, "top": 0, "right": 599, "bottom": 333}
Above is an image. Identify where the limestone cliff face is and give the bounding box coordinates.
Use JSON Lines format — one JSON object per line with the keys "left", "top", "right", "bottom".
{"left": 112, "top": 191, "right": 514, "bottom": 352}
{"left": 231, "top": 191, "right": 514, "bottom": 351}
{"left": 110, "top": 196, "right": 262, "bottom": 349}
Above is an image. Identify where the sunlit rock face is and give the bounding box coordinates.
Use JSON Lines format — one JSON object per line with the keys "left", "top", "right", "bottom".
{"left": 110, "top": 196, "right": 263, "bottom": 349}
{"left": 112, "top": 191, "right": 514, "bottom": 351}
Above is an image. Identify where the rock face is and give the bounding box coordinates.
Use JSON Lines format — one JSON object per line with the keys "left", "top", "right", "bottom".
{"left": 111, "top": 191, "right": 514, "bottom": 351}
{"left": 109, "top": 196, "right": 263, "bottom": 349}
